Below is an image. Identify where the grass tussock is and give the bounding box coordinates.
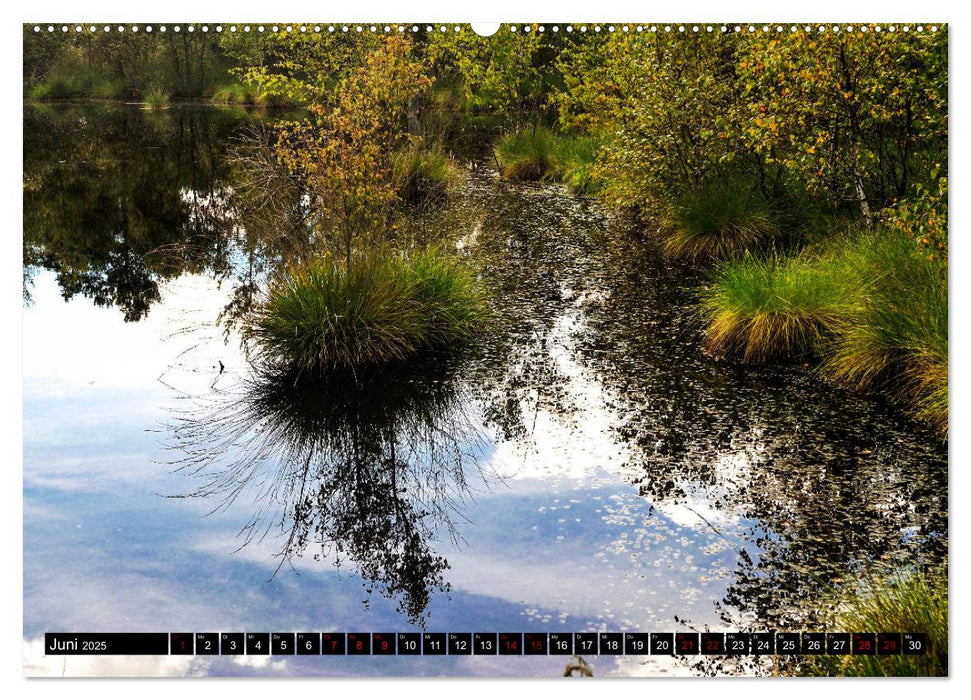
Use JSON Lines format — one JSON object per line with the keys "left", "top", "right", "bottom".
{"left": 496, "top": 128, "right": 554, "bottom": 181}
{"left": 142, "top": 87, "right": 170, "bottom": 110}
{"left": 390, "top": 140, "right": 463, "bottom": 204}
{"left": 211, "top": 83, "right": 302, "bottom": 109}
{"left": 701, "top": 226, "right": 948, "bottom": 432}
{"left": 28, "top": 68, "right": 124, "bottom": 100}
{"left": 800, "top": 568, "right": 947, "bottom": 677}
{"left": 211, "top": 82, "right": 261, "bottom": 105}
{"left": 664, "top": 177, "right": 780, "bottom": 261}
{"left": 495, "top": 128, "right": 604, "bottom": 194}
{"left": 702, "top": 252, "right": 860, "bottom": 363}
{"left": 244, "top": 248, "right": 489, "bottom": 375}
{"left": 822, "top": 230, "right": 948, "bottom": 431}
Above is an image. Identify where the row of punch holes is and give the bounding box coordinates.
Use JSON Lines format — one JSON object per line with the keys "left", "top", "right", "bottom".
{"left": 33, "top": 24, "right": 940, "bottom": 36}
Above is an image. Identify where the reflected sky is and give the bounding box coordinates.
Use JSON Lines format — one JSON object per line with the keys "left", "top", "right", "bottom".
{"left": 23, "top": 266, "right": 747, "bottom": 676}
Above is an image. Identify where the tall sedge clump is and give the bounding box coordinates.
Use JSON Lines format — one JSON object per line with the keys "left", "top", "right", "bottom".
{"left": 665, "top": 176, "right": 780, "bottom": 261}
{"left": 701, "top": 252, "right": 861, "bottom": 363}
{"left": 243, "top": 249, "right": 489, "bottom": 375}
{"left": 823, "top": 229, "right": 948, "bottom": 432}
{"left": 701, "top": 226, "right": 947, "bottom": 434}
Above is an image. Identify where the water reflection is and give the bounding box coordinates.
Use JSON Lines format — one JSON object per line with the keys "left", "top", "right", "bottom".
{"left": 572, "top": 234, "right": 948, "bottom": 631}
{"left": 442, "top": 173, "right": 948, "bottom": 634}
{"left": 23, "top": 104, "right": 247, "bottom": 319}
{"left": 170, "top": 357, "right": 490, "bottom": 625}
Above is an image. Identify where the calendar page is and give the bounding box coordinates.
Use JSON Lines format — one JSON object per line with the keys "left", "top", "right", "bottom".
{"left": 21, "top": 11, "right": 949, "bottom": 679}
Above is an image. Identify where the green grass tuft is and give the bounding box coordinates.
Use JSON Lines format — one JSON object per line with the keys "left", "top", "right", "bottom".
{"left": 800, "top": 568, "right": 947, "bottom": 677}
{"left": 244, "top": 248, "right": 489, "bottom": 375}
{"left": 701, "top": 226, "right": 948, "bottom": 432}
{"left": 822, "top": 229, "right": 948, "bottom": 432}
{"left": 495, "top": 128, "right": 555, "bottom": 181}
{"left": 390, "top": 141, "right": 462, "bottom": 204}
{"left": 142, "top": 87, "right": 170, "bottom": 110}
{"left": 665, "top": 176, "right": 780, "bottom": 261}
{"left": 211, "top": 83, "right": 260, "bottom": 105}
{"left": 27, "top": 68, "right": 124, "bottom": 101}
{"left": 701, "top": 251, "right": 861, "bottom": 363}
{"left": 495, "top": 128, "right": 604, "bottom": 193}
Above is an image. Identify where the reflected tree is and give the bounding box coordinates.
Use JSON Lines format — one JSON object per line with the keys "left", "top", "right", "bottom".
{"left": 23, "top": 104, "right": 241, "bottom": 319}
{"left": 170, "top": 356, "right": 491, "bottom": 625}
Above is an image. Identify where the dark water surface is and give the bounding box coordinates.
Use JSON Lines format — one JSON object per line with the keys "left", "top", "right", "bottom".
{"left": 23, "top": 105, "right": 947, "bottom": 676}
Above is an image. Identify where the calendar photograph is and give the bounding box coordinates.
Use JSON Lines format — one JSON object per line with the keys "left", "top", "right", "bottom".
{"left": 22, "top": 19, "right": 948, "bottom": 677}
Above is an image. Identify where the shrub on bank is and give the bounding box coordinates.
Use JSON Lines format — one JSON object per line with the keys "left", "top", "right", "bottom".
{"left": 244, "top": 248, "right": 489, "bottom": 374}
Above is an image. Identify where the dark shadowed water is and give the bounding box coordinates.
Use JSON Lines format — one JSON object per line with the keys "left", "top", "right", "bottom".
{"left": 23, "top": 105, "right": 947, "bottom": 677}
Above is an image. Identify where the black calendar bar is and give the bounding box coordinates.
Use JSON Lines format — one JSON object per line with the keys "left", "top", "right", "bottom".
{"left": 44, "top": 632, "right": 922, "bottom": 656}
{"left": 44, "top": 633, "right": 169, "bottom": 655}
